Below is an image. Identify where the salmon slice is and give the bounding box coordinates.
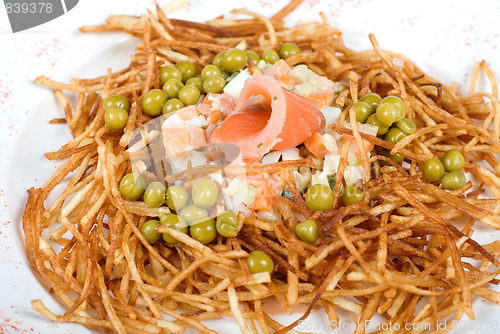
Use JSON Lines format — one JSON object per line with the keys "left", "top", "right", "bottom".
{"left": 209, "top": 75, "right": 323, "bottom": 162}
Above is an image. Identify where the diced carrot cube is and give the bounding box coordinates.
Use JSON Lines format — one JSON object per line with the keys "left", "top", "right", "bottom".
{"left": 164, "top": 127, "right": 189, "bottom": 145}
{"left": 305, "top": 90, "right": 334, "bottom": 109}
{"left": 188, "top": 128, "right": 207, "bottom": 147}
{"left": 207, "top": 110, "right": 221, "bottom": 124}
{"left": 304, "top": 132, "right": 328, "bottom": 159}
{"left": 165, "top": 137, "right": 188, "bottom": 156}
{"left": 276, "top": 74, "right": 299, "bottom": 88}
{"left": 246, "top": 174, "right": 279, "bottom": 211}
{"left": 273, "top": 59, "right": 292, "bottom": 76}
{"left": 197, "top": 102, "right": 211, "bottom": 116}
{"left": 176, "top": 106, "right": 199, "bottom": 121}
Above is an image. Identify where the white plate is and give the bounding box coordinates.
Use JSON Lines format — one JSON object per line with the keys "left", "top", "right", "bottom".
{"left": 2, "top": 0, "right": 500, "bottom": 333}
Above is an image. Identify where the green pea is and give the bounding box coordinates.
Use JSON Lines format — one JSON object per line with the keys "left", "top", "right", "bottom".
{"left": 376, "top": 96, "right": 406, "bottom": 126}
{"left": 342, "top": 185, "right": 364, "bottom": 206}
{"left": 365, "top": 114, "right": 389, "bottom": 136}
{"left": 190, "top": 217, "right": 217, "bottom": 244}
{"left": 159, "top": 212, "right": 172, "bottom": 221}
{"left": 175, "top": 61, "right": 197, "bottom": 82}
{"left": 201, "top": 65, "right": 222, "bottom": 81}
{"left": 216, "top": 211, "right": 238, "bottom": 237}
{"left": 160, "top": 214, "right": 188, "bottom": 244}
{"left": 422, "top": 158, "right": 446, "bottom": 182}
{"left": 179, "top": 204, "right": 208, "bottom": 224}
{"left": 395, "top": 118, "right": 416, "bottom": 134}
{"left": 178, "top": 85, "right": 200, "bottom": 106}
{"left": 384, "top": 127, "right": 407, "bottom": 144}
{"left": 389, "top": 153, "right": 405, "bottom": 164}
{"left": 375, "top": 103, "right": 396, "bottom": 126}
{"left": 261, "top": 49, "right": 280, "bottom": 64}
{"left": 334, "top": 83, "right": 346, "bottom": 95}
{"left": 185, "top": 77, "right": 204, "bottom": 94}
{"left": 203, "top": 74, "right": 225, "bottom": 93}
{"left": 159, "top": 66, "right": 183, "bottom": 84}
{"left": 353, "top": 101, "right": 373, "bottom": 123}
{"left": 104, "top": 107, "right": 128, "bottom": 130}
{"left": 441, "top": 170, "right": 466, "bottom": 190}
{"left": 441, "top": 149, "right": 465, "bottom": 172}
{"left": 162, "top": 79, "right": 184, "bottom": 99}
{"left": 162, "top": 98, "right": 185, "bottom": 116}
{"left": 213, "top": 50, "right": 227, "bottom": 68}
{"left": 246, "top": 251, "right": 274, "bottom": 274}
{"left": 103, "top": 94, "right": 130, "bottom": 112}
{"left": 141, "top": 89, "right": 167, "bottom": 117}
{"left": 359, "top": 93, "right": 382, "bottom": 112}
{"left": 294, "top": 219, "right": 319, "bottom": 244}
{"left": 278, "top": 42, "right": 301, "bottom": 59}
{"left": 143, "top": 181, "right": 166, "bottom": 208}
{"left": 165, "top": 185, "right": 189, "bottom": 211}
{"left": 245, "top": 50, "right": 261, "bottom": 64}
{"left": 221, "top": 48, "right": 247, "bottom": 73}
{"left": 304, "top": 184, "right": 334, "bottom": 211}
{"left": 379, "top": 148, "right": 405, "bottom": 164}
{"left": 140, "top": 220, "right": 162, "bottom": 244}
{"left": 119, "top": 173, "right": 147, "bottom": 201}
{"left": 192, "top": 179, "right": 218, "bottom": 208}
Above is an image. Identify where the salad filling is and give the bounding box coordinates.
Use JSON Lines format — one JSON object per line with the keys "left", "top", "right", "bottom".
{"left": 128, "top": 52, "right": 374, "bottom": 216}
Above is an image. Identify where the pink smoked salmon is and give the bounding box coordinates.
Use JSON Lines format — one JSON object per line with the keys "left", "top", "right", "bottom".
{"left": 209, "top": 75, "right": 323, "bottom": 162}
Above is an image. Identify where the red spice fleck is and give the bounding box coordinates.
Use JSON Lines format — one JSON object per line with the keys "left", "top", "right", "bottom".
{"left": 0, "top": 310, "right": 33, "bottom": 334}
{"left": 256, "top": 0, "right": 273, "bottom": 8}
{"left": 0, "top": 80, "right": 12, "bottom": 106}
{"left": 33, "top": 38, "right": 68, "bottom": 69}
